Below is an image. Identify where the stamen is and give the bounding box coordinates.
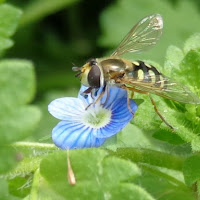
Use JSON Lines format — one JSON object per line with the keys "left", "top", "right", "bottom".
{"left": 82, "top": 107, "right": 111, "bottom": 128}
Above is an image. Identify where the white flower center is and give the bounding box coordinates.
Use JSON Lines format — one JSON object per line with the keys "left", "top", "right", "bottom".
{"left": 82, "top": 106, "right": 111, "bottom": 128}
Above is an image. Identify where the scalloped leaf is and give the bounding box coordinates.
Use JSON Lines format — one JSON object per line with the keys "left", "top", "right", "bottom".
{"left": 183, "top": 155, "right": 200, "bottom": 186}
{"left": 0, "top": 106, "right": 41, "bottom": 144}
{"left": 0, "top": 3, "right": 22, "bottom": 52}
{"left": 164, "top": 45, "right": 184, "bottom": 76}
{"left": 178, "top": 49, "right": 200, "bottom": 88}
{"left": 40, "top": 149, "right": 155, "bottom": 200}
{"left": 134, "top": 166, "right": 194, "bottom": 200}
{"left": 184, "top": 33, "right": 200, "bottom": 54}
{"left": 152, "top": 129, "right": 185, "bottom": 145}
{"left": 8, "top": 175, "right": 32, "bottom": 198}
{"left": 0, "top": 59, "right": 41, "bottom": 172}
{"left": 0, "top": 147, "right": 17, "bottom": 174}
{"left": 0, "top": 59, "right": 36, "bottom": 107}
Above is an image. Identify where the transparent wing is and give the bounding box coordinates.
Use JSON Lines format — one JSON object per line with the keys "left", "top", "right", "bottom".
{"left": 121, "top": 75, "right": 200, "bottom": 104}
{"left": 111, "top": 14, "right": 163, "bottom": 57}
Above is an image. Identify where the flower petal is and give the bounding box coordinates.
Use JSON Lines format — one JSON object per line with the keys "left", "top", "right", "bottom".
{"left": 93, "top": 98, "right": 137, "bottom": 138}
{"left": 100, "top": 86, "right": 128, "bottom": 109}
{"left": 48, "top": 97, "right": 85, "bottom": 121}
{"left": 78, "top": 85, "right": 128, "bottom": 107}
{"left": 52, "top": 121, "right": 106, "bottom": 149}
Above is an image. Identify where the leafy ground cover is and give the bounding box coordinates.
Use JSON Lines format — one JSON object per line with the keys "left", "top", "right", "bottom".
{"left": 0, "top": 0, "right": 200, "bottom": 199}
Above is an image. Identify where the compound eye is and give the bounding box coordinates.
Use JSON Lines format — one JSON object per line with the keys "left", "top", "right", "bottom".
{"left": 88, "top": 65, "right": 101, "bottom": 88}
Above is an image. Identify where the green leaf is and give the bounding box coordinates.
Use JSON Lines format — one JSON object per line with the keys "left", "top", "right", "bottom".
{"left": 8, "top": 175, "right": 32, "bottom": 198}
{"left": 20, "top": 0, "right": 81, "bottom": 27}
{"left": 118, "top": 123, "right": 191, "bottom": 157}
{"left": 36, "top": 176, "right": 65, "bottom": 200}
{"left": 131, "top": 85, "right": 200, "bottom": 152}
{"left": 107, "top": 184, "right": 155, "bottom": 200}
{"left": 0, "top": 59, "right": 41, "bottom": 172}
{"left": 164, "top": 45, "right": 184, "bottom": 76}
{"left": 183, "top": 155, "right": 200, "bottom": 186}
{"left": 102, "top": 134, "right": 117, "bottom": 150}
{"left": 114, "top": 148, "right": 185, "bottom": 171}
{"left": 156, "top": 191, "right": 195, "bottom": 200}
{"left": 152, "top": 129, "right": 185, "bottom": 145}
{"left": 184, "top": 33, "right": 200, "bottom": 53}
{"left": 184, "top": 104, "right": 200, "bottom": 127}
{"left": 99, "top": 0, "right": 200, "bottom": 63}
{"left": 132, "top": 95, "right": 162, "bottom": 130}
{"left": 158, "top": 111, "right": 200, "bottom": 152}
{"left": 0, "top": 4, "right": 22, "bottom": 37}
{"left": 0, "top": 106, "right": 41, "bottom": 144}
{"left": 118, "top": 123, "right": 165, "bottom": 151}
{"left": 0, "top": 59, "right": 41, "bottom": 144}
{"left": 134, "top": 166, "right": 194, "bottom": 200}
{"left": 7, "top": 142, "right": 56, "bottom": 178}
{"left": 40, "top": 149, "right": 154, "bottom": 200}
{"left": 0, "top": 3, "right": 22, "bottom": 52}
{"left": 0, "top": 178, "right": 20, "bottom": 200}
{"left": 0, "top": 36, "right": 13, "bottom": 51}
{"left": 1, "top": 143, "right": 56, "bottom": 198}
{"left": 0, "top": 59, "right": 36, "bottom": 107}
{"left": 178, "top": 49, "right": 200, "bottom": 88}
{"left": 0, "top": 147, "right": 17, "bottom": 174}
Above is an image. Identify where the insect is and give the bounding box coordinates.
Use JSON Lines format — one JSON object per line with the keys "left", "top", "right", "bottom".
{"left": 72, "top": 14, "right": 200, "bottom": 130}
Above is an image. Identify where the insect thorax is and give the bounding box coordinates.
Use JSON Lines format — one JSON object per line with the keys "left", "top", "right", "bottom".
{"left": 98, "top": 58, "right": 132, "bottom": 82}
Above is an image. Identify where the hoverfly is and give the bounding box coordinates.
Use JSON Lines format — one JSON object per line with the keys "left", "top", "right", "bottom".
{"left": 72, "top": 14, "right": 200, "bottom": 130}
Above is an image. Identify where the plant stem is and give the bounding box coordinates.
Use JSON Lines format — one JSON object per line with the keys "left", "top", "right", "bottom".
{"left": 30, "top": 168, "right": 40, "bottom": 200}
{"left": 12, "top": 142, "right": 57, "bottom": 149}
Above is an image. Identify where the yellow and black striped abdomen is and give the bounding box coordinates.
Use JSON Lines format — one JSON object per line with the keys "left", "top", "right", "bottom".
{"left": 126, "top": 60, "right": 166, "bottom": 88}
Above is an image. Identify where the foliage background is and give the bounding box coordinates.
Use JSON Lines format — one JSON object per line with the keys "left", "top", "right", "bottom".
{"left": 1, "top": 0, "right": 200, "bottom": 199}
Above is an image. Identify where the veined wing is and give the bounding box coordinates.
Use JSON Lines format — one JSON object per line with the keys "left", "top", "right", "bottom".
{"left": 121, "top": 75, "right": 200, "bottom": 104}
{"left": 111, "top": 14, "right": 163, "bottom": 57}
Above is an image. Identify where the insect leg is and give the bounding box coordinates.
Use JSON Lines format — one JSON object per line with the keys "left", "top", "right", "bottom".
{"left": 81, "top": 87, "right": 93, "bottom": 99}
{"left": 130, "top": 90, "right": 134, "bottom": 99}
{"left": 90, "top": 89, "right": 95, "bottom": 100}
{"left": 101, "top": 86, "right": 109, "bottom": 106}
{"left": 83, "top": 87, "right": 93, "bottom": 94}
{"left": 127, "top": 89, "right": 135, "bottom": 115}
{"left": 120, "top": 85, "right": 135, "bottom": 115}
{"left": 85, "top": 85, "right": 106, "bottom": 110}
{"left": 120, "top": 84, "right": 174, "bottom": 130}
{"left": 149, "top": 94, "right": 174, "bottom": 131}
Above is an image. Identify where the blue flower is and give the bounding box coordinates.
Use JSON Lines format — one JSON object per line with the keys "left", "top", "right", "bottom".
{"left": 48, "top": 86, "right": 137, "bottom": 149}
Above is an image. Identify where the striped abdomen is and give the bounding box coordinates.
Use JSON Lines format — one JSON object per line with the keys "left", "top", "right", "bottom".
{"left": 125, "top": 60, "right": 167, "bottom": 88}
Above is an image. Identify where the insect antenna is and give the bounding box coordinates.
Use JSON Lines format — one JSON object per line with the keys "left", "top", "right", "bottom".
{"left": 72, "top": 66, "right": 81, "bottom": 71}
{"left": 72, "top": 63, "right": 82, "bottom": 77}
